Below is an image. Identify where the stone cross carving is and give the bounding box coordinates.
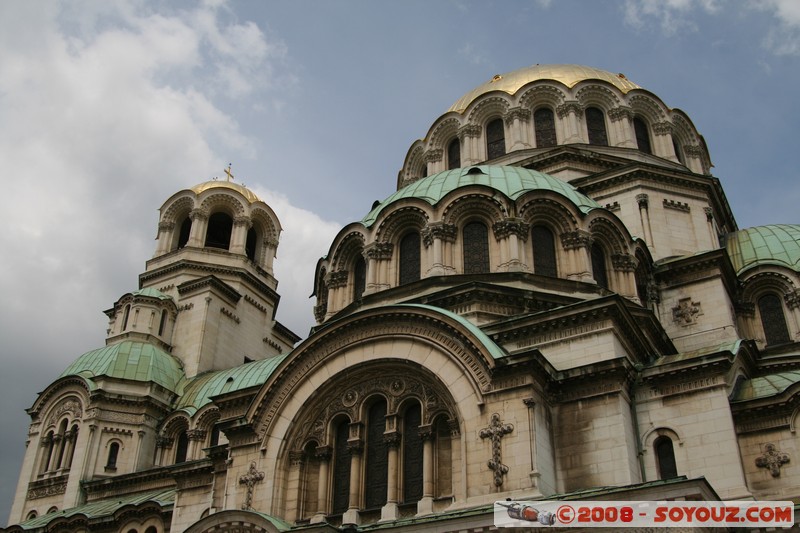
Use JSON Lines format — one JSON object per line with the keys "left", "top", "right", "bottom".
{"left": 755, "top": 443, "right": 790, "bottom": 477}
{"left": 239, "top": 461, "right": 265, "bottom": 510}
{"left": 479, "top": 413, "right": 514, "bottom": 487}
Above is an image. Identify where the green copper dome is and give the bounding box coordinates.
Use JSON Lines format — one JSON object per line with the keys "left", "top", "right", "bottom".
{"left": 60, "top": 340, "right": 185, "bottom": 393}
{"left": 363, "top": 165, "right": 599, "bottom": 227}
{"left": 725, "top": 225, "right": 800, "bottom": 275}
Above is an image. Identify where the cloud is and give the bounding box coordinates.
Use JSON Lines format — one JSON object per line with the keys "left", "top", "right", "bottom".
{"left": 756, "top": 0, "right": 800, "bottom": 55}
{"left": 459, "top": 42, "right": 488, "bottom": 65}
{"left": 622, "top": 0, "right": 719, "bottom": 35}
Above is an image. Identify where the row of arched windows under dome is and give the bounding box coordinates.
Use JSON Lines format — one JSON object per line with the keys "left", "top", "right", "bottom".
{"left": 435, "top": 108, "right": 683, "bottom": 172}
{"left": 171, "top": 212, "right": 263, "bottom": 262}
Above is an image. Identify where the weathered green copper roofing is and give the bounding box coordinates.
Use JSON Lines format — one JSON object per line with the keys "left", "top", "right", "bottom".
{"left": 362, "top": 165, "right": 600, "bottom": 227}
{"left": 16, "top": 488, "right": 174, "bottom": 529}
{"left": 396, "top": 303, "right": 507, "bottom": 360}
{"left": 176, "top": 354, "right": 289, "bottom": 413}
{"left": 732, "top": 370, "right": 800, "bottom": 402}
{"left": 130, "top": 287, "right": 172, "bottom": 300}
{"left": 726, "top": 225, "right": 800, "bottom": 275}
{"left": 248, "top": 511, "right": 292, "bottom": 531}
{"left": 60, "top": 341, "right": 185, "bottom": 393}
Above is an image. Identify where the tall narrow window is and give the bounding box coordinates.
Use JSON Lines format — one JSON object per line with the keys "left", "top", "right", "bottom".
{"left": 654, "top": 436, "right": 678, "bottom": 479}
{"left": 158, "top": 310, "right": 167, "bottom": 336}
{"left": 635, "top": 259, "right": 649, "bottom": 305}
{"left": 759, "top": 294, "right": 791, "bottom": 346}
{"left": 586, "top": 107, "right": 608, "bottom": 146}
{"left": 534, "top": 108, "right": 557, "bottom": 148}
{"left": 447, "top": 138, "right": 461, "bottom": 169}
{"left": 177, "top": 217, "right": 191, "bottom": 249}
{"left": 402, "top": 403, "right": 423, "bottom": 504}
{"left": 331, "top": 420, "right": 351, "bottom": 514}
{"left": 122, "top": 304, "right": 131, "bottom": 331}
{"left": 634, "top": 117, "right": 652, "bottom": 154}
{"left": 532, "top": 225, "right": 557, "bottom": 277}
{"left": 353, "top": 256, "right": 366, "bottom": 301}
{"left": 41, "top": 431, "right": 55, "bottom": 474}
{"left": 245, "top": 227, "right": 257, "bottom": 261}
{"left": 486, "top": 118, "right": 506, "bottom": 160}
{"left": 399, "top": 232, "right": 421, "bottom": 285}
{"left": 175, "top": 431, "right": 189, "bottom": 464}
{"left": 364, "top": 399, "right": 388, "bottom": 509}
{"left": 205, "top": 213, "right": 233, "bottom": 250}
{"left": 591, "top": 243, "right": 609, "bottom": 288}
{"left": 106, "top": 442, "right": 120, "bottom": 470}
{"left": 463, "top": 222, "right": 490, "bottom": 274}
{"left": 209, "top": 426, "right": 220, "bottom": 447}
{"left": 672, "top": 138, "right": 684, "bottom": 164}
{"left": 54, "top": 419, "right": 68, "bottom": 469}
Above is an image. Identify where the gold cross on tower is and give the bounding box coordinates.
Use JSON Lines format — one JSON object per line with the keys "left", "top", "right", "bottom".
{"left": 224, "top": 164, "right": 235, "bottom": 182}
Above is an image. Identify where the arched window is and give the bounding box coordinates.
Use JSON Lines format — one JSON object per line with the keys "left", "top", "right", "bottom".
{"left": 353, "top": 256, "right": 366, "bottom": 301}
{"left": 759, "top": 293, "right": 791, "bottom": 346}
{"left": 654, "top": 436, "right": 678, "bottom": 479}
{"left": 534, "top": 108, "right": 557, "bottom": 148}
{"left": 399, "top": 232, "right": 421, "bottom": 285}
{"left": 331, "top": 419, "right": 351, "bottom": 515}
{"left": 672, "top": 138, "right": 684, "bottom": 164}
{"left": 26, "top": 511, "right": 37, "bottom": 521}
{"left": 634, "top": 117, "right": 652, "bottom": 154}
{"left": 532, "top": 225, "right": 557, "bottom": 277}
{"left": 122, "top": 304, "right": 131, "bottom": 331}
{"left": 106, "top": 442, "right": 120, "bottom": 470}
{"left": 635, "top": 254, "right": 649, "bottom": 305}
{"left": 209, "top": 426, "right": 220, "bottom": 447}
{"left": 486, "top": 118, "right": 506, "bottom": 160}
{"left": 41, "top": 431, "right": 55, "bottom": 474}
{"left": 144, "top": 527, "right": 158, "bottom": 533}
{"left": 586, "top": 107, "right": 608, "bottom": 146}
{"left": 463, "top": 222, "right": 490, "bottom": 274}
{"left": 364, "top": 399, "right": 388, "bottom": 509}
{"left": 591, "top": 243, "right": 609, "bottom": 288}
{"left": 402, "top": 403, "right": 423, "bottom": 504}
{"left": 245, "top": 227, "right": 257, "bottom": 261}
{"left": 54, "top": 419, "right": 68, "bottom": 469}
{"left": 64, "top": 424, "right": 78, "bottom": 469}
{"left": 175, "top": 431, "right": 189, "bottom": 464}
{"left": 158, "top": 310, "right": 167, "bottom": 336}
{"left": 177, "top": 217, "right": 191, "bottom": 249}
{"left": 204, "top": 212, "right": 233, "bottom": 250}
{"left": 47, "top": 507, "right": 58, "bottom": 514}
{"left": 447, "top": 138, "right": 461, "bottom": 170}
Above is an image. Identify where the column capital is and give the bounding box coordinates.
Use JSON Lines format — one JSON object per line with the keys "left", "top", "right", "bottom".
{"left": 421, "top": 222, "right": 457, "bottom": 247}
{"left": 493, "top": 218, "right": 530, "bottom": 241}
{"left": 636, "top": 193, "right": 649, "bottom": 208}
{"left": 560, "top": 229, "right": 592, "bottom": 250}
{"left": 364, "top": 241, "right": 394, "bottom": 260}
{"left": 556, "top": 100, "right": 583, "bottom": 119}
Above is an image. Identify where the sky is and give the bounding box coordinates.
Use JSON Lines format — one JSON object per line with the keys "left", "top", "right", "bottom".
{"left": 1, "top": 0, "right": 799, "bottom": 523}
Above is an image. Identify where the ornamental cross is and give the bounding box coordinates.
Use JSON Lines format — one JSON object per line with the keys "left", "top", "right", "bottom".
{"left": 479, "top": 413, "right": 514, "bottom": 487}
{"left": 239, "top": 461, "right": 265, "bottom": 510}
{"left": 224, "top": 163, "right": 235, "bottom": 182}
{"left": 755, "top": 443, "right": 790, "bottom": 477}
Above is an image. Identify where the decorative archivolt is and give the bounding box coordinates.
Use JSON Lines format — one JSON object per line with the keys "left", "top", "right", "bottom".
{"left": 45, "top": 396, "right": 84, "bottom": 431}
{"left": 442, "top": 193, "right": 508, "bottom": 228}
{"left": 195, "top": 407, "right": 221, "bottom": 432}
{"left": 330, "top": 230, "right": 366, "bottom": 272}
{"left": 374, "top": 205, "right": 429, "bottom": 242}
{"left": 741, "top": 271, "right": 797, "bottom": 302}
{"left": 628, "top": 94, "right": 668, "bottom": 124}
{"left": 160, "top": 413, "right": 190, "bottom": 437}
{"left": 466, "top": 95, "right": 512, "bottom": 126}
{"left": 250, "top": 207, "right": 280, "bottom": 244}
{"left": 518, "top": 83, "right": 568, "bottom": 110}
{"left": 401, "top": 143, "right": 426, "bottom": 186}
{"left": 161, "top": 195, "right": 195, "bottom": 225}
{"left": 670, "top": 112, "right": 701, "bottom": 147}
{"left": 286, "top": 362, "right": 459, "bottom": 453}
{"left": 642, "top": 426, "right": 684, "bottom": 448}
{"left": 428, "top": 116, "right": 462, "bottom": 150}
{"left": 30, "top": 377, "right": 92, "bottom": 425}
{"left": 517, "top": 196, "right": 579, "bottom": 234}
{"left": 199, "top": 192, "right": 247, "bottom": 217}
{"left": 184, "top": 509, "right": 283, "bottom": 533}
{"left": 575, "top": 84, "right": 621, "bottom": 110}
{"left": 588, "top": 215, "right": 630, "bottom": 255}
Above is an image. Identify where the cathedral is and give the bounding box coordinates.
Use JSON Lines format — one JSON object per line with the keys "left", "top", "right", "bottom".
{"left": 4, "top": 64, "right": 800, "bottom": 532}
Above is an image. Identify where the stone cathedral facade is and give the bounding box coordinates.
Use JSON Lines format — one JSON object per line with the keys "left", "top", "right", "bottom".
{"left": 5, "top": 64, "right": 800, "bottom": 532}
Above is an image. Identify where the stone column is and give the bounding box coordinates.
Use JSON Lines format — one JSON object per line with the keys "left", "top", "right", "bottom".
{"left": 285, "top": 451, "right": 305, "bottom": 524}
{"left": 230, "top": 216, "right": 252, "bottom": 255}
{"left": 493, "top": 218, "right": 530, "bottom": 272}
{"left": 417, "top": 425, "right": 435, "bottom": 516}
{"left": 381, "top": 431, "right": 402, "bottom": 521}
{"left": 311, "top": 446, "right": 332, "bottom": 524}
{"left": 651, "top": 121, "right": 675, "bottom": 159}
{"left": 612, "top": 253, "right": 638, "bottom": 299}
{"left": 325, "top": 270, "right": 349, "bottom": 318}
{"left": 505, "top": 107, "right": 532, "bottom": 150}
{"left": 187, "top": 208, "right": 209, "bottom": 247}
{"left": 458, "top": 124, "right": 482, "bottom": 165}
{"left": 422, "top": 223, "right": 457, "bottom": 277}
{"left": 556, "top": 101, "right": 584, "bottom": 144}
{"left": 608, "top": 106, "right": 636, "bottom": 148}
{"left": 636, "top": 194, "right": 655, "bottom": 248}
{"left": 261, "top": 237, "right": 278, "bottom": 274}
{"left": 154, "top": 220, "right": 175, "bottom": 256}
{"left": 186, "top": 429, "right": 207, "bottom": 461}
{"left": 423, "top": 148, "right": 443, "bottom": 176}
{"left": 343, "top": 437, "right": 364, "bottom": 526}
{"left": 364, "top": 242, "right": 393, "bottom": 294}
{"left": 560, "top": 230, "right": 593, "bottom": 282}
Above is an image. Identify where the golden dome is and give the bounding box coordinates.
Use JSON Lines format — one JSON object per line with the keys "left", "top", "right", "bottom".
{"left": 190, "top": 180, "right": 261, "bottom": 203}
{"left": 448, "top": 64, "right": 642, "bottom": 114}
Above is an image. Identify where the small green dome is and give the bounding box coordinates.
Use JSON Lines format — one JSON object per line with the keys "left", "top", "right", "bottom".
{"left": 363, "top": 165, "right": 599, "bottom": 227}
{"left": 726, "top": 225, "right": 800, "bottom": 275}
{"left": 130, "top": 287, "right": 172, "bottom": 300}
{"left": 60, "top": 340, "right": 185, "bottom": 393}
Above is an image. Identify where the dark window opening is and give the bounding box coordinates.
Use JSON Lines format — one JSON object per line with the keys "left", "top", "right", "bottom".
{"left": 634, "top": 117, "right": 652, "bottom": 154}
{"left": 402, "top": 404, "right": 423, "bottom": 503}
{"left": 246, "top": 227, "right": 257, "bottom": 261}
{"left": 591, "top": 243, "right": 609, "bottom": 288}
{"left": 204, "top": 212, "right": 233, "bottom": 250}
{"left": 364, "top": 399, "right": 388, "bottom": 509}
{"left": 399, "top": 232, "right": 421, "bottom": 285}
{"left": 175, "top": 431, "right": 189, "bottom": 464}
{"left": 486, "top": 118, "right": 506, "bottom": 160}
{"left": 158, "top": 310, "right": 167, "bottom": 336}
{"left": 106, "top": 442, "right": 120, "bottom": 470}
{"left": 759, "top": 293, "right": 791, "bottom": 346}
{"left": 331, "top": 420, "right": 351, "bottom": 514}
{"left": 673, "top": 138, "right": 684, "bottom": 164}
{"left": 534, "top": 108, "right": 557, "bottom": 148}
{"left": 463, "top": 222, "right": 490, "bottom": 274}
{"left": 353, "top": 256, "right": 366, "bottom": 301}
{"left": 532, "top": 225, "right": 557, "bottom": 277}
{"left": 210, "top": 426, "right": 221, "bottom": 447}
{"left": 655, "top": 436, "right": 678, "bottom": 479}
{"left": 447, "top": 138, "right": 461, "bottom": 169}
{"left": 122, "top": 304, "right": 130, "bottom": 331}
{"left": 177, "top": 217, "right": 191, "bottom": 249}
{"left": 586, "top": 107, "right": 608, "bottom": 146}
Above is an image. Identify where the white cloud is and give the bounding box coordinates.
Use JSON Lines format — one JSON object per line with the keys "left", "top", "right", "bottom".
{"left": 623, "top": 0, "right": 719, "bottom": 35}
{"left": 756, "top": 0, "right": 800, "bottom": 55}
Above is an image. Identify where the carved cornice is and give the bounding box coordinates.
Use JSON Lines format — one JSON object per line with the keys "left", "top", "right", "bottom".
{"left": 458, "top": 123, "right": 482, "bottom": 140}
{"left": 560, "top": 229, "right": 592, "bottom": 250}
{"left": 607, "top": 106, "right": 634, "bottom": 122}
{"left": 326, "top": 270, "right": 349, "bottom": 289}
{"left": 178, "top": 275, "right": 242, "bottom": 304}
{"left": 421, "top": 222, "right": 457, "bottom": 247}
{"left": 190, "top": 208, "right": 209, "bottom": 221}
{"left": 423, "top": 148, "right": 443, "bottom": 163}
{"left": 504, "top": 106, "right": 531, "bottom": 123}
{"left": 493, "top": 218, "right": 530, "bottom": 241}
{"left": 652, "top": 121, "right": 673, "bottom": 135}
{"left": 556, "top": 101, "right": 583, "bottom": 119}
{"left": 27, "top": 475, "right": 68, "bottom": 500}
{"left": 636, "top": 193, "right": 649, "bottom": 208}
{"left": 364, "top": 241, "right": 394, "bottom": 260}
{"left": 663, "top": 199, "right": 691, "bottom": 212}
{"left": 158, "top": 220, "right": 175, "bottom": 232}
{"left": 612, "top": 253, "right": 637, "bottom": 272}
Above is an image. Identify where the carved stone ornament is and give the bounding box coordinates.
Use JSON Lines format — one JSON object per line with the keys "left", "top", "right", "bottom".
{"left": 672, "top": 298, "right": 702, "bottom": 326}
{"left": 47, "top": 399, "right": 83, "bottom": 428}
{"left": 755, "top": 443, "right": 790, "bottom": 478}
{"left": 239, "top": 461, "right": 265, "bottom": 510}
{"left": 479, "top": 413, "right": 514, "bottom": 487}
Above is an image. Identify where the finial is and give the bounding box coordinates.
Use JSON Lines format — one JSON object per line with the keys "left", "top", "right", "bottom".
{"left": 224, "top": 164, "right": 234, "bottom": 182}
